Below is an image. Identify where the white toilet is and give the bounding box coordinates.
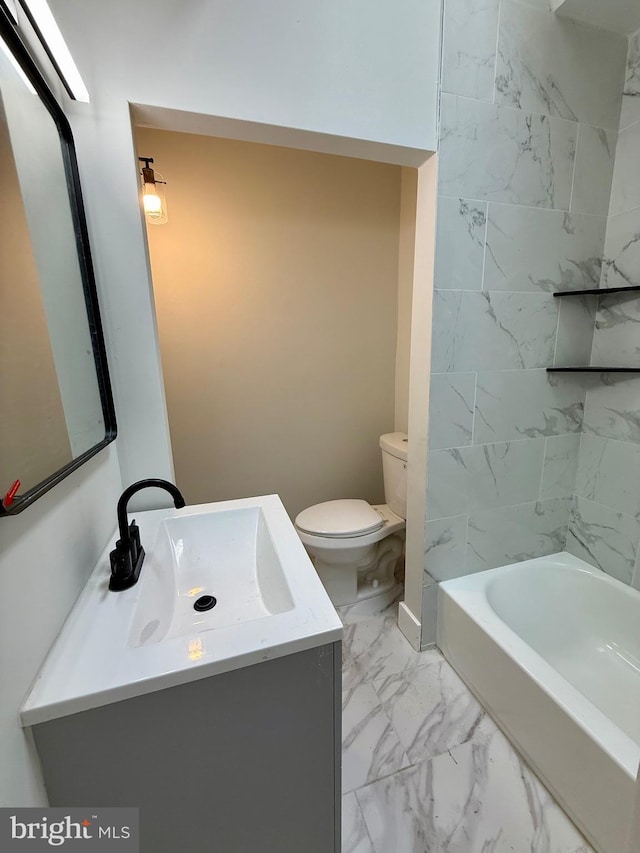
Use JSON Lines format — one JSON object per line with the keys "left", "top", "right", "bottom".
{"left": 295, "top": 432, "right": 408, "bottom": 612}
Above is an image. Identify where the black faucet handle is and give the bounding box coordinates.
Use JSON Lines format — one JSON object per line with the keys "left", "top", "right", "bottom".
{"left": 109, "top": 539, "right": 145, "bottom": 591}
{"left": 129, "top": 520, "right": 141, "bottom": 562}
{"left": 109, "top": 542, "right": 132, "bottom": 589}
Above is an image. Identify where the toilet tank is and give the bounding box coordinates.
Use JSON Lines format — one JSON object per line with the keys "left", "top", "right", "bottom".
{"left": 379, "top": 432, "right": 408, "bottom": 519}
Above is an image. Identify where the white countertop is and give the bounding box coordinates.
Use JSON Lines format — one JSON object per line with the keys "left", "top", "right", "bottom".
{"left": 21, "top": 495, "right": 342, "bottom": 727}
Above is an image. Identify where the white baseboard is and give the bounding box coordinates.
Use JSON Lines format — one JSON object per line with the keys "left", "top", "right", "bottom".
{"left": 398, "top": 601, "right": 421, "bottom": 650}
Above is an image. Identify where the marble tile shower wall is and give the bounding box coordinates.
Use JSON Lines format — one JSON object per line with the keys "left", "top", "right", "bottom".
{"left": 423, "top": 0, "right": 628, "bottom": 637}
{"left": 567, "top": 27, "right": 640, "bottom": 589}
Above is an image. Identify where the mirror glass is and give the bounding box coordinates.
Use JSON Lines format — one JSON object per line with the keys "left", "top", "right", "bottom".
{"left": 0, "top": 22, "right": 115, "bottom": 513}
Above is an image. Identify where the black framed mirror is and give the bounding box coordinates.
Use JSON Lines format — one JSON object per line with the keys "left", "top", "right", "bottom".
{"left": 0, "top": 9, "right": 116, "bottom": 515}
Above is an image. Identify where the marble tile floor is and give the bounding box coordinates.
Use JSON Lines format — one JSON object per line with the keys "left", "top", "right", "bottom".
{"left": 338, "top": 600, "right": 594, "bottom": 853}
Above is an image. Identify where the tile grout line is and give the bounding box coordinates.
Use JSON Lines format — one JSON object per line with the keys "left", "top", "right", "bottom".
{"left": 434, "top": 289, "right": 576, "bottom": 297}
{"left": 344, "top": 635, "right": 595, "bottom": 850}
{"left": 434, "top": 287, "right": 561, "bottom": 293}
{"left": 480, "top": 199, "right": 490, "bottom": 294}
{"left": 567, "top": 431, "right": 584, "bottom": 548}
{"left": 341, "top": 621, "right": 443, "bottom": 801}
{"left": 437, "top": 193, "right": 609, "bottom": 217}
{"left": 538, "top": 436, "right": 548, "bottom": 502}
{"left": 433, "top": 367, "right": 572, "bottom": 375}
{"left": 347, "top": 791, "right": 377, "bottom": 853}
{"left": 433, "top": 434, "right": 559, "bottom": 453}
{"left": 462, "top": 512, "right": 470, "bottom": 575}
{"left": 440, "top": 87, "right": 626, "bottom": 137}
{"left": 568, "top": 122, "right": 580, "bottom": 214}
{"left": 431, "top": 494, "right": 564, "bottom": 525}
{"left": 443, "top": 90, "right": 619, "bottom": 135}
{"left": 491, "top": 0, "right": 502, "bottom": 108}
{"left": 607, "top": 201, "right": 640, "bottom": 220}
{"left": 616, "top": 115, "right": 640, "bottom": 135}
{"left": 576, "top": 491, "right": 640, "bottom": 523}
{"left": 470, "top": 371, "right": 479, "bottom": 444}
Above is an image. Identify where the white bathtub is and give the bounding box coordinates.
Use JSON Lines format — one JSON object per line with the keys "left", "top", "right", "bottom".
{"left": 438, "top": 551, "right": 640, "bottom": 853}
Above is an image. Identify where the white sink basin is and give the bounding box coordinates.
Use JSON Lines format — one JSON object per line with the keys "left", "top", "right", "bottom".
{"left": 130, "top": 506, "right": 294, "bottom": 647}
{"left": 21, "top": 495, "right": 341, "bottom": 726}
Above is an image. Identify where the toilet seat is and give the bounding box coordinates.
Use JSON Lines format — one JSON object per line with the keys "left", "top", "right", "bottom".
{"left": 295, "top": 504, "right": 405, "bottom": 553}
{"left": 295, "top": 499, "right": 384, "bottom": 538}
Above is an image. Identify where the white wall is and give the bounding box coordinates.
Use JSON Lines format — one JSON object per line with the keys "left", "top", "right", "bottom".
{"left": 53, "top": 0, "right": 440, "bottom": 153}
{"left": 0, "top": 447, "right": 121, "bottom": 806}
{"left": 47, "top": 0, "right": 441, "bottom": 499}
{"left": 0, "top": 17, "right": 124, "bottom": 807}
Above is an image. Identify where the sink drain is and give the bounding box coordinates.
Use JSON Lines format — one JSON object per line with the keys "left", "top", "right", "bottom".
{"left": 194, "top": 594, "right": 217, "bottom": 612}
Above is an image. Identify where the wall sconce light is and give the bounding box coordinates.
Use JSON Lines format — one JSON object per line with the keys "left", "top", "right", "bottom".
{"left": 138, "top": 156, "right": 168, "bottom": 225}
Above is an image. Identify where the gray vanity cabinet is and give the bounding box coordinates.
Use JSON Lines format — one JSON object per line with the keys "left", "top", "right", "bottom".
{"left": 31, "top": 643, "right": 341, "bottom": 853}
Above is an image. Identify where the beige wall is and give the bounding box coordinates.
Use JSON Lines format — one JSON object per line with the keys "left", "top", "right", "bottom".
{"left": 394, "top": 167, "right": 418, "bottom": 433}
{"left": 137, "top": 128, "right": 402, "bottom": 519}
{"left": 0, "top": 102, "right": 71, "bottom": 495}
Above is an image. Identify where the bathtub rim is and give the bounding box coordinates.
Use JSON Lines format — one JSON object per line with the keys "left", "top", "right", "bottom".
{"left": 439, "top": 550, "right": 640, "bottom": 779}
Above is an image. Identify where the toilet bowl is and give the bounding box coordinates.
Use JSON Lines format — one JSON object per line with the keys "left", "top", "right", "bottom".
{"left": 294, "top": 433, "right": 408, "bottom": 612}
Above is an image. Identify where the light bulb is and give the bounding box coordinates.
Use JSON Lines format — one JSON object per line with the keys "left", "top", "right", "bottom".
{"left": 143, "top": 185, "right": 162, "bottom": 217}
{"left": 139, "top": 161, "right": 168, "bottom": 224}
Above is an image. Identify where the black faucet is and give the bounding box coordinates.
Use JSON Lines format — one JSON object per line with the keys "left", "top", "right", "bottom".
{"left": 109, "top": 478, "right": 186, "bottom": 591}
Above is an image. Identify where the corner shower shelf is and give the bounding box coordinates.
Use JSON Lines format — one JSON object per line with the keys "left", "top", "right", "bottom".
{"left": 553, "top": 285, "right": 640, "bottom": 298}
{"left": 550, "top": 286, "right": 640, "bottom": 372}
{"left": 547, "top": 366, "right": 640, "bottom": 373}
